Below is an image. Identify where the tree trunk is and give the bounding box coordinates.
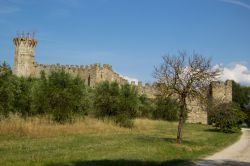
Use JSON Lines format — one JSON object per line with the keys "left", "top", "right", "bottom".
{"left": 176, "top": 111, "right": 184, "bottom": 144}
{"left": 177, "top": 98, "right": 186, "bottom": 144}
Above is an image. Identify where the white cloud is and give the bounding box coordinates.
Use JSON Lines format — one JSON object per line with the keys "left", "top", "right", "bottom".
{"left": 221, "top": 0, "right": 250, "bottom": 10}
{"left": 217, "top": 63, "right": 250, "bottom": 85}
{"left": 120, "top": 74, "right": 139, "bottom": 85}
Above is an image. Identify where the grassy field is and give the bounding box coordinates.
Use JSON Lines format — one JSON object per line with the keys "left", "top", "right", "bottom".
{"left": 0, "top": 115, "right": 241, "bottom": 166}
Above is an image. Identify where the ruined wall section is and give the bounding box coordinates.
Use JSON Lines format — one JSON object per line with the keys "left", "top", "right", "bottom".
{"left": 135, "top": 81, "right": 157, "bottom": 99}
{"left": 34, "top": 63, "right": 96, "bottom": 86}
{"left": 210, "top": 80, "right": 233, "bottom": 102}
{"left": 97, "top": 64, "right": 128, "bottom": 85}
{"left": 186, "top": 80, "right": 233, "bottom": 124}
{"left": 186, "top": 98, "right": 208, "bottom": 124}
{"left": 33, "top": 63, "right": 128, "bottom": 87}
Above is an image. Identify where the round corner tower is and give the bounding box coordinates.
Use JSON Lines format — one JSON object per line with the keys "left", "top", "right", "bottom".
{"left": 13, "top": 34, "right": 37, "bottom": 77}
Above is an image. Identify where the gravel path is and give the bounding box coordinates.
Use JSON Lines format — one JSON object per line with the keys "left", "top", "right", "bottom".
{"left": 194, "top": 128, "right": 250, "bottom": 166}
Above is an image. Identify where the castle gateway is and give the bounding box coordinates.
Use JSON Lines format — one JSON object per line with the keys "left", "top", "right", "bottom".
{"left": 12, "top": 34, "right": 232, "bottom": 124}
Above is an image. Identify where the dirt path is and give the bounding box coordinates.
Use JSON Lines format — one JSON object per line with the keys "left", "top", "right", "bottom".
{"left": 194, "top": 128, "right": 250, "bottom": 166}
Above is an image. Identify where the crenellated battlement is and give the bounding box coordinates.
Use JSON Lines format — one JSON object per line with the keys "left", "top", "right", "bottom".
{"left": 35, "top": 63, "right": 114, "bottom": 71}
{"left": 13, "top": 37, "right": 37, "bottom": 48}
{"left": 211, "top": 80, "right": 232, "bottom": 87}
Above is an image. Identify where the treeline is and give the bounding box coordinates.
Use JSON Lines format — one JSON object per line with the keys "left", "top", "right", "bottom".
{"left": 0, "top": 62, "right": 180, "bottom": 127}
{"left": 232, "top": 81, "right": 250, "bottom": 126}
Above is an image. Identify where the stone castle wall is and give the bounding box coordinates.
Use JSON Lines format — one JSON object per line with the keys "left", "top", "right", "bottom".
{"left": 210, "top": 80, "right": 232, "bottom": 102}
{"left": 12, "top": 35, "right": 232, "bottom": 125}
{"left": 186, "top": 80, "right": 233, "bottom": 124}
{"left": 33, "top": 63, "right": 129, "bottom": 87}
{"left": 13, "top": 36, "right": 153, "bottom": 94}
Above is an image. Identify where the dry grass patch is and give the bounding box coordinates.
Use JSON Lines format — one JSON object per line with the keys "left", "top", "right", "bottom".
{"left": 0, "top": 115, "right": 168, "bottom": 139}
{"left": 0, "top": 114, "right": 132, "bottom": 138}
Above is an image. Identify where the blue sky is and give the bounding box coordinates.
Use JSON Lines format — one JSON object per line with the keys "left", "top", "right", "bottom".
{"left": 0, "top": 0, "right": 250, "bottom": 84}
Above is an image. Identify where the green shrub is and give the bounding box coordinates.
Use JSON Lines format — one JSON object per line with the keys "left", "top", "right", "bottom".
{"left": 153, "top": 97, "right": 180, "bottom": 121}
{"left": 0, "top": 62, "right": 35, "bottom": 117}
{"left": 138, "top": 95, "right": 155, "bottom": 118}
{"left": 114, "top": 114, "right": 134, "bottom": 128}
{"left": 0, "top": 63, "right": 90, "bottom": 122}
{"left": 94, "top": 81, "right": 139, "bottom": 127}
{"left": 13, "top": 77, "right": 34, "bottom": 117}
{"left": 0, "top": 62, "right": 16, "bottom": 116}
{"left": 45, "top": 70, "right": 89, "bottom": 123}
{"left": 119, "top": 84, "right": 139, "bottom": 118}
{"left": 245, "top": 105, "right": 250, "bottom": 127}
{"left": 94, "top": 81, "right": 120, "bottom": 117}
{"left": 30, "top": 71, "right": 49, "bottom": 115}
{"left": 210, "top": 102, "right": 247, "bottom": 133}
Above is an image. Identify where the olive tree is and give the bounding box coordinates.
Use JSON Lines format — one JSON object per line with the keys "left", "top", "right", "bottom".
{"left": 154, "top": 51, "right": 220, "bottom": 144}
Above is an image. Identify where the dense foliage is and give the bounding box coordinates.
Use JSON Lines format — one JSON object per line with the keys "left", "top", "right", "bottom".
{"left": 210, "top": 102, "right": 247, "bottom": 133}
{"left": 94, "top": 81, "right": 139, "bottom": 127}
{"left": 35, "top": 71, "right": 89, "bottom": 123}
{"left": 153, "top": 97, "right": 180, "bottom": 121}
{"left": 232, "top": 81, "right": 250, "bottom": 126}
{"left": 0, "top": 61, "right": 199, "bottom": 127}
{"left": 0, "top": 62, "right": 90, "bottom": 123}
{"left": 137, "top": 95, "right": 155, "bottom": 118}
{"left": 0, "top": 62, "right": 16, "bottom": 116}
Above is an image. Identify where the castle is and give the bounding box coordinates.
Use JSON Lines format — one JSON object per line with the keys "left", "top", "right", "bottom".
{"left": 13, "top": 34, "right": 156, "bottom": 97}
{"left": 12, "top": 34, "right": 232, "bottom": 124}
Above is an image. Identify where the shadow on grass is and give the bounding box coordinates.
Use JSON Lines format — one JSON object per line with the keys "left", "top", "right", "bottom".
{"left": 47, "top": 159, "right": 192, "bottom": 166}
{"left": 203, "top": 128, "right": 220, "bottom": 132}
{"left": 136, "top": 136, "right": 195, "bottom": 145}
{"left": 47, "top": 159, "right": 250, "bottom": 166}
{"left": 195, "top": 159, "right": 250, "bottom": 166}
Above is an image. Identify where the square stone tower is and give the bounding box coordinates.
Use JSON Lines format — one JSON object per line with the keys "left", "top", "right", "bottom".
{"left": 210, "top": 80, "right": 233, "bottom": 102}
{"left": 13, "top": 33, "right": 37, "bottom": 77}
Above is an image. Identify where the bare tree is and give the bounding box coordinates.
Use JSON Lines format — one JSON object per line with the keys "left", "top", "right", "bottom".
{"left": 153, "top": 51, "right": 220, "bottom": 144}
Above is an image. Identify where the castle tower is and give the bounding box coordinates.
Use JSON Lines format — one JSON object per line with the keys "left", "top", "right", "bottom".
{"left": 210, "top": 80, "right": 233, "bottom": 102}
{"left": 13, "top": 33, "right": 37, "bottom": 77}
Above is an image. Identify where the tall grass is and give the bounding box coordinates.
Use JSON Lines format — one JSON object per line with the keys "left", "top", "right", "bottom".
{"left": 0, "top": 114, "right": 134, "bottom": 138}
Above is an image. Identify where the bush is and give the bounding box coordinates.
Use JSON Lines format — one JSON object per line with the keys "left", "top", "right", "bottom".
{"left": 137, "top": 95, "right": 155, "bottom": 118}
{"left": 153, "top": 97, "right": 180, "bottom": 121}
{"left": 30, "top": 71, "right": 49, "bottom": 115}
{"left": 0, "top": 62, "right": 16, "bottom": 116}
{"left": 114, "top": 114, "right": 134, "bottom": 128}
{"left": 13, "top": 77, "right": 33, "bottom": 117}
{"left": 118, "top": 84, "right": 139, "bottom": 118}
{"left": 94, "top": 81, "right": 139, "bottom": 127}
{"left": 245, "top": 105, "right": 250, "bottom": 127}
{"left": 45, "top": 70, "right": 89, "bottom": 123}
{"left": 232, "top": 81, "right": 250, "bottom": 126}
{"left": 94, "top": 81, "right": 120, "bottom": 117}
{"left": 210, "top": 102, "right": 247, "bottom": 133}
{"left": 0, "top": 64, "right": 89, "bottom": 123}
{"left": 0, "top": 62, "right": 34, "bottom": 117}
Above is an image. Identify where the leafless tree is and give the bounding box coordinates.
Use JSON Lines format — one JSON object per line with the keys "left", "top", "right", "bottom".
{"left": 153, "top": 51, "right": 220, "bottom": 144}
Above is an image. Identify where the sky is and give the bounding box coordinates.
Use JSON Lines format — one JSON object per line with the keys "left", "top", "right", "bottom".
{"left": 0, "top": 0, "right": 250, "bottom": 85}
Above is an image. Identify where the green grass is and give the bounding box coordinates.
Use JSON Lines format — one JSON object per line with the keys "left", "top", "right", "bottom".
{"left": 0, "top": 118, "right": 241, "bottom": 166}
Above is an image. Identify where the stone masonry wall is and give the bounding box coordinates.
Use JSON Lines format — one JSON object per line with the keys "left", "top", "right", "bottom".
{"left": 12, "top": 36, "right": 232, "bottom": 125}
